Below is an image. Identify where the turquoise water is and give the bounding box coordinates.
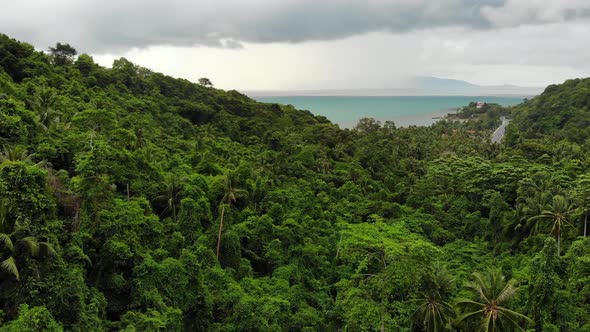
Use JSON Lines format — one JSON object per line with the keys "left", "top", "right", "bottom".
{"left": 255, "top": 96, "right": 527, "bottom": 128}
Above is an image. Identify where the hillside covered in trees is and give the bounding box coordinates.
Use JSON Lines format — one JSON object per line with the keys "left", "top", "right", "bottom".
{"left": 1, "top": 33, "right": 590, "bottom": 331}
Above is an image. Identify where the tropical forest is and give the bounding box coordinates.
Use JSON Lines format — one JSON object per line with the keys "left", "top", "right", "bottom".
{"left": 1, "top": 33, "right": 590, "bottom": 331}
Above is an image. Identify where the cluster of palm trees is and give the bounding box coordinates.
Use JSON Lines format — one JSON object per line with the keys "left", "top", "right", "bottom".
{"left": 412, "top": 268, "right": 532, "bottom": 331}
{"left": 413, "top": 186, "right": 587, "bottom": 332}
{"left": 154, "top": 170, "right": 248, "bottom": 259}
{"left": 0, "top": 200, "right": 55, "bottom": 281}
{"left": 0, "top": 98, "right": 62, "bottom": 283}
{"left": 517, "top": 191, "right": 581, "bottom": 256}
{"left": 0, "top": 145, "right": 36, "bottom": 164}
{"left": 412, "top": 188, "right": 587, "bottom": 331}
{"left": 0, "top": 144, "right": 57, "bottom": 282}
{"left": 525, "top": 194, "right": 578, "bottom": 256}
{"left": 28, "top": 86, "right": 67, "bottom": 131}
{"left": 413, "top": 185, "right": 590, "bottom": 332}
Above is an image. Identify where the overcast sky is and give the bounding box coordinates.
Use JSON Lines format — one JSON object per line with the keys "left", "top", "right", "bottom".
{"left": 2, "top": 0, "right": 590, "bottom": 90}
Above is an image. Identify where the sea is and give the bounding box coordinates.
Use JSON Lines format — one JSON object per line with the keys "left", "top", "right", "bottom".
{"left": 254, "top": 96, "right": 527, "bottom": 128}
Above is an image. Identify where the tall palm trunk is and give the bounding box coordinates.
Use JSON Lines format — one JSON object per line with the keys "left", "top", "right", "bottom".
{"left": 172, "top": 200, "right": 176, "bottom": 222}
{"left": 216, "top": 205, "right": 226, "bottom": 258}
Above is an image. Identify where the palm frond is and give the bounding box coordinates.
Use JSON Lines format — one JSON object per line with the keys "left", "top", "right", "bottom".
{"left": 0, "top": 199, "right": 9, "bottom": 229}
{"left": 480, "top": 311, "right": 493, "bottom": 332}
{"left": 492, "top": 308, "right": 530, "bottom": 332}
{"left": 21, "top": 236, "right": 40, "bottom": 256}
{"left": 455, "top": 298, "right": 486, "bottom": 309}
{"left": 1, "top": 256, "right": 19, "bottom": 280}
{"left": 497, "top": 307, "right": 534, "bottom": 324}
{"left": 234, "top": 188, "right": 248, "bottom": 196}
{"left": 0, "top": 233, "right": 14, "bottom": 252}
{"left": 496, "top": 278, "right": 518, "bottom": 305}
{"left": 39, "top": 241, "right": 57, "bottom": 257}
{"left": 154, "top": 194, "right": 168, "bottom": 201}
{"left": 411, "top": 298, "right": 454, "bottom": 332}
{"left": 454, "top": 306, "right": 486, "bottom": 326}
{"left": 468, "top": 272, "right": 491, "bottom": 303}
{"left": 0, "top": 145, "right": 35, "bottom": 163}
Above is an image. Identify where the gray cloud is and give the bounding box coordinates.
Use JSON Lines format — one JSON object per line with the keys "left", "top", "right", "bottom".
{"left": 1, "top": 0, "right": 590, "bottom": 53}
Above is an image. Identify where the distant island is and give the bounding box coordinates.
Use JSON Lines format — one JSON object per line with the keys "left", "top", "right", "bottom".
{"left": 245, "top": 76, "right": 543, "bottom": 97}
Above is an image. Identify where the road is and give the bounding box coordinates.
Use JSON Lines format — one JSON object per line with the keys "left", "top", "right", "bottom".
{"left": 491, "top": 116, "right": 510, "bottom": 143}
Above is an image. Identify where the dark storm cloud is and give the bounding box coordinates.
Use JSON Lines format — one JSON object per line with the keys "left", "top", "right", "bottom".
{"left": 1, "top": 0, "right": 589, "bottom": 53}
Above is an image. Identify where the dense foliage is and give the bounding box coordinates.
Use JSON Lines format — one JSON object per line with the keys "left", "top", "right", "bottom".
{"left": 508, "top": 78, "right": 590, "bottom": 144}
{"left": 1, "top": 33, "right": 590, "bottom": 331}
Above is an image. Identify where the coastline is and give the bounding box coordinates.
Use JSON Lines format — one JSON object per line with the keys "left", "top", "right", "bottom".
{"left": 255, "top": 95, "right": 526, "bottom": 128}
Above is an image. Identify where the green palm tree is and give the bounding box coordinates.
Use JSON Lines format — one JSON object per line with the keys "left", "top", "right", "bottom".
{"left": 216, "top": 173, "right": 246, "bottom": 258}
{"left": 28, "top": 87, "right": 60, "bottom": 129}
{"left": 156, "top": 173, "right": 182, "bottom": 222}
{"left": 411, "top": 265, "right": 455, "bottom": 332}
{"left": 0, "top": 200, "right": 55, "bottom": 281}
{"left": 455, "top": 270, "right": 532, "bottom": 331}
{"left": 572, "top": 175, "right": 590, "bottom": 237}
{"left": 0, "top": 145, "right": 51, "bottom": 169}
{"left": 0, "top": 145, "right": 35, "bottom": 163}
{"left": 517, "top": 183, "right": 552, "bottom": 223}
{"left": 527, "top": 195, "right": 577, "bottom": 256}
{"left": 248, "top": 176, "right": 270, "bottom": 213}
